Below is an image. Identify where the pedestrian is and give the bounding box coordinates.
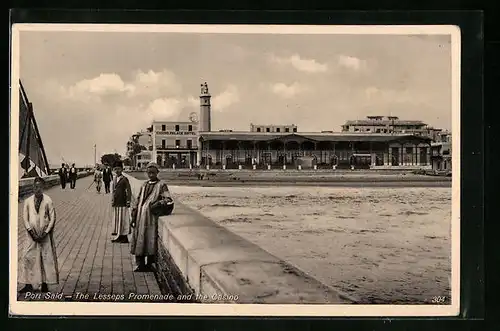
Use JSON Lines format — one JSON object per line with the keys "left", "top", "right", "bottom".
{"left": 18, "top": 177, "right": 59, "bottom": 294}
{"left": 129, "top": 162, "right": 174, "bottom": 272}
{"left": 68, "top": 163, "right": 77, "bottom": 189}
{"left": 94, "top": 165, "right": 103, "bottom": 193}
{"left": 111, "top": 160, "right": 132, "bottom": 243}
{"left": 102, "top": 164, "right": 113, "bottom": 194}
{"left": 58, "top": 163, "right": 67, "bottom": 189}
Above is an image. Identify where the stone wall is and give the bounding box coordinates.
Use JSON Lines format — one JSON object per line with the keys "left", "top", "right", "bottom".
{"left": 125, "top": 173, "right": 356, "bottom": 304}
{"left": 18, "top": 171, "right": 92, "bottom": 199}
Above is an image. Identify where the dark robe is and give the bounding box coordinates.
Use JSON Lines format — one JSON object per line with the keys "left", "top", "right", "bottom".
{"left": 130, "top": 180, "right": 171, "bottom": 256}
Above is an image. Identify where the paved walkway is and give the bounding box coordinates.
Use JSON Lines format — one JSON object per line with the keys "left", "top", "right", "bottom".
{"left": 16, "top": 176, "right": 162, "bottom": 302}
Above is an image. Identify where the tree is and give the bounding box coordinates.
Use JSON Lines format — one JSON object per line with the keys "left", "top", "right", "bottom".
{"left": 123, "top": 158, "right": 132, "bottom": 167}
{"left": 126, "top": 135, "right": 147, "bottom": 168}
{"left": 101, "top": 153, "right": 122, "bottom": 167}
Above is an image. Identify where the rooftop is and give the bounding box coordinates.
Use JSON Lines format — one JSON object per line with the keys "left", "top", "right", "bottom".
{"left": 198, "top": 131, "right": 432, "bottom": 143}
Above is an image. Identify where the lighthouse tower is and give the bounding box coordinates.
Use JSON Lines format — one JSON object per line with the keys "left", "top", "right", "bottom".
{"left": 199, "top": 82, "right": 211, "bottom": 132}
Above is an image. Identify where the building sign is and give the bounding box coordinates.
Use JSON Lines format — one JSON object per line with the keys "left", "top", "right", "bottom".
{"left": 155, "top": 131, "right": 197, "bottom": 136}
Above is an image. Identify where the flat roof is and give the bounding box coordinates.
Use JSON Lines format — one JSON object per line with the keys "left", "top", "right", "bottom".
{"left": 343, "top": 120, "right": 426, "bottom": 126}
{"left": 198, "top": 131, "right": 432, "bottom": 143}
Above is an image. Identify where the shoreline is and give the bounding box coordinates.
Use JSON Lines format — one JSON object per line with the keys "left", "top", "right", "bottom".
{"left": 127, "top": 172, "right": 451, "bottom": 188}
{"left": 166, "top": 181, "right": 451, "bottom": 188}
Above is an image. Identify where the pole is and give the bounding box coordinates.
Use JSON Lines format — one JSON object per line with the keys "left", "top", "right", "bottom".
{"left": 94, "top": 144, "right": 97, "bottom": 165}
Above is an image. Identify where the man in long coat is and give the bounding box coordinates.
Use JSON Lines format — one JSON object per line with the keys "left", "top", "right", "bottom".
{"left": 111, "top": 160, "right": 132, "bottom": 243}
{"left": 58, "top": 163, "right": 67, "bottom": 189}
{"left": 68, "top": 163, "right": 77, "bottom": 189}
{"left": 102, "top": 164, "right": 113, "bottom": 194}
{"left": 130, "top": 162, "right": 173, "bottom": 272}
{"left": 19, "top": 177, "right": 59, "bottom": 293}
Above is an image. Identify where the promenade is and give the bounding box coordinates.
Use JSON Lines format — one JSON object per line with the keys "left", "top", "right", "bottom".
{"left": 16, "top": 176, "right": 162, "bottom": 302}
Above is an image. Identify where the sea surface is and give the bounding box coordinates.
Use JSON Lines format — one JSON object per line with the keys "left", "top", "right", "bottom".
{"left": 168, "top": 184, "right": 452, "bottom": 304}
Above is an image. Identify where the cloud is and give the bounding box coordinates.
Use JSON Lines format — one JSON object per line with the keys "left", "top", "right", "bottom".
{"left": 269, "top": 54, "right": 328, "bottom": 73}
{"left": 61, "top": 69, "right": 181, "bottom": 102}
{"left": 270, "top": 82, "right": 308, "bottom": 99}
{"left": 363, "top": 86, "right": 415, "bottom": 104}
{"left": 212, "top": 85, "right": 240, "bottom": 111}
{"left": 338, "top": 55, "right": 366, "bottom": 71}
{"left": 126, "top": 69, "right": 181, "bottom": 98}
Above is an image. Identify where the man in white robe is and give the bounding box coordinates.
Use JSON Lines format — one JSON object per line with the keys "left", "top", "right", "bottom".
{"left": 19, "top": 177, "right": 59, "bottom": 293}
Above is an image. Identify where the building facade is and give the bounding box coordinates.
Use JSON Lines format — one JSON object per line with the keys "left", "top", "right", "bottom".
{"left": 198, "top": 132, "right": 432, "bottom": 170}
{"left": 431, "top": 131, "right": 452, "bottom": 172}
{"left": 250, "top": 123, "right": 298, "bottom": 133}
{"left": 130, "top": 82, "right": 449, "bottom": 171}
{"left": 341, "top": 116, "right": 443, "bottom": 140}
{"left": 151, "top": 121, "right": 199, "bottom": 168}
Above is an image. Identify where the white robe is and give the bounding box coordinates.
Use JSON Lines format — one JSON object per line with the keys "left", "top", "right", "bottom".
{"left": 19, "top": 194, "right": 59, "bottom": 285}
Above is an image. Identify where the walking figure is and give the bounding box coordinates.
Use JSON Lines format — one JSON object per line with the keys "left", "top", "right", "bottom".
{"left": 19, "top": 177, "right": 59, "bottom": 294}
{"left": 58, "top": 163, "right": 67, "bottom": 189}
{"left": 130, "top": 162, "right": 174, "bottom": 272}
{"left": 111, "top": 160, "right": 132, "bottom": 243}
{"left": 68, "top": 163, "right": 77, "bottom": 189}
{"left": 94, "top": 166, "right": 103, "bottom": 193}
{"left": 102, "top": 164, "right": 113, "bottom": 194}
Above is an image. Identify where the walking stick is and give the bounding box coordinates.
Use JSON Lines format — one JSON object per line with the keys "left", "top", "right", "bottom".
{"left": 86, "top": 179, "right": 95, "bottom": 191}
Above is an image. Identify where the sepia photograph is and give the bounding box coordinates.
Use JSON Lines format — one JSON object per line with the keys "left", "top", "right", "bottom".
{"left": 9, "top": 24, "right": 460, "bottom": 316}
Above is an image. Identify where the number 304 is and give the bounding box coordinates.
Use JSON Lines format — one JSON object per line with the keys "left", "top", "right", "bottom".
{"left": 431, "top": 296, "right": 446, "bottom": 303}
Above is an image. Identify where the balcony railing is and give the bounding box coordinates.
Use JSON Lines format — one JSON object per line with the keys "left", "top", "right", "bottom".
{"left": 156, "top": 145, "right": 197, "bottom": 150}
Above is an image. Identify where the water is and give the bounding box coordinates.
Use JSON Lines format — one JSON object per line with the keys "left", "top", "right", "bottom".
{"left": 168, "top": 185, "right": 452, "bottom": 304}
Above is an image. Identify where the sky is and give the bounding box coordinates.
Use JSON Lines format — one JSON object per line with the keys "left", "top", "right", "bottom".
{"left": 18, "top": 29, "right": 452, "bottom": 166}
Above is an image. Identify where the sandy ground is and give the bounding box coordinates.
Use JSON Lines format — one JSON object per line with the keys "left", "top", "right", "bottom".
{"left": 168, "top": 185, "right": 452, "bottom": 304}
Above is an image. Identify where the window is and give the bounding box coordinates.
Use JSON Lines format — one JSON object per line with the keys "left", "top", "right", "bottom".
{"left": 175, "top": 139, "right": 181, "bottom": 148}
{"left": 187, "top": 139, "right": 192, "bottom": 149}
{"left": 161, "top": 139, "right": 166, "bottom": 148}
{"left": 276, "top": 128, "right": 280, "bottom": 132}
{"left": 376, "top": 129, "right": 381, "bottom": 133}
{"left": 406, "top": 147, "right": 413, "bottom": 154}
{"left": 175, "top": 125, "right": 180, "bottom": 131}
{"left": 161, "top": 125, "right": 166, "bottom": 131}
{"left": 188, "top": 125, "right": 193, "bottom": 132}
{"left": 266, "top": 128, "right": 270, "bottom": 132}
{"left": 293, "top": 128, "right": 297, "bottom": 132}
{"left": 257, "top": 128, "right": 261, "bottom": 132}
{"left": 137, "top": 155, "right": 142, "bottom": 160}
{"left": 285, "top": 128, "right": 290, "bottom": 132}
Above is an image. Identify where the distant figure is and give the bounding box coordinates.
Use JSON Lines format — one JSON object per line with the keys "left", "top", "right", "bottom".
{"left": 68, "top": 163, "right": 77, "bottom": 189}
{"left": 19, "top": 177, "right": 59, "bottom": 293}
{"left": 94, "top": 166, "right": 103, "bottom": 193}
{"left": 111, "top": 160, "right": 132, "bottom": 243}
{"left": 58, "top": 163, "right": 67, "bottom": 189}
{"left": 130, "top": 162, "right": 174, "bottom": 272}
{"left": 102, "top": 165, "right": 113, "bottom": 194}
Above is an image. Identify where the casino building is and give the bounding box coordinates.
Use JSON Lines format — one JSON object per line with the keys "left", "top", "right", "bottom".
{"left": 138, "top": 82, "right": 441, "bottom": 170}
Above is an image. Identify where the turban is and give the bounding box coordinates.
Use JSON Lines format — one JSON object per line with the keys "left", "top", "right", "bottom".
{"left": 146, "top": 162, "right": 160, "bottom": 170}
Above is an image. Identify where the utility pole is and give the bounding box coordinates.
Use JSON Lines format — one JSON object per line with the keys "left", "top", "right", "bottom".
{"left": 94, "top": 144, "right": 97, "bottom": 166}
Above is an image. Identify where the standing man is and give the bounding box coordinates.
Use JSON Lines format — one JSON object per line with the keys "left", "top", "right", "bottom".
{"left": 102, "top": 164, "right": 113, "bottom": 194}
{"left": 68, "top": 163, "right": 77, "bottom": 189}
{"left": 18, "top": 177, "right": 59, "bottom": 293}
{"left": 111, "top": 160, "right": 132, "bottom": 243}
{"left": 58, "top": 163, "right": 67, "bottom": 189}
{"left": 130, "top": 162, "right": 174, "bottom": 272}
